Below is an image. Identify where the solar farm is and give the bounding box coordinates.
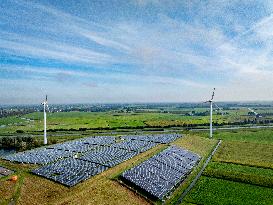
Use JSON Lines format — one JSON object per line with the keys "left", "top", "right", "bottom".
{"left": 2, "top": 134, "right": 184, "bottom": 188}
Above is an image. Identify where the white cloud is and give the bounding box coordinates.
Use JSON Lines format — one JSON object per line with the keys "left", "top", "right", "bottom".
{"left": 1, "top": 0, "right": 273, "bottom": 103}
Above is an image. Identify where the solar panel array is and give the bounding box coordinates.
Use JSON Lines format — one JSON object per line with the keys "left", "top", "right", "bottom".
{"left": 122, "top": 145, "right": 200, "bottom": 200}
{"left": 47, "top": 136, "right": 116, "bottom": 152}
{"left": 0, "top": 166, "right": 14, "bottom": 178}
{"left": 2, "top": 136, "right": 116, "bottom": 164}
{"left": 112, "top": 140, "right": 157, "bottom": 153}
{"left": 32, "top": 158, "right": 108, "bottom": 186}
{"left": 2, "top": 134, "right": 183, "bottom": 187}
{"left": 2, "top": 148, "right": 74, "bottom": 164}
{"left": 121, "top": 133, "right": 181, "bottom": 144}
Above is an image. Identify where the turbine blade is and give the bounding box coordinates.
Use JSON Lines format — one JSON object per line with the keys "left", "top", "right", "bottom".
{"left": 211, "top": 88, "right": 215, "bottom": 101}
{"left": 213, "top": 102, "right": 224, "bottom": 115}
{"left": 214, "top": 102, "right": 221, "bottom": 109}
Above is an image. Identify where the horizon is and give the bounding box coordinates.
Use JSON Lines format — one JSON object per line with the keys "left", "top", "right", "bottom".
{"left": 2, "top": 100, "right": 273, "bottom": 106}
{"left": 1, "top": 0, "right": 273, "bottom": 104}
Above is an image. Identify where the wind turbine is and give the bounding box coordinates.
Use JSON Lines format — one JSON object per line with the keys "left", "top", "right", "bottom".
{"left": 204, "top": 88, "right": 215, "bottom": 139}
{"left": 41, "top": 95, "right": 48, "bottom": 145}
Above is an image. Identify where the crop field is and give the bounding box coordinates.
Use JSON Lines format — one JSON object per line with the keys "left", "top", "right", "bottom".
{"left": 182, "top": 129, "right": 273, "bottom": 205}
{"left": 183, "top": 176, "right": 273, "bottom": 205}
{"left": 203, "top": 162, "right": 273, "bottom": 188}
{"left": 0, "top": 107, "right": 262, "bottom": 135}
{"left": 213, "top": 141, "right": 273, "bottom": 169}
{"left": 0, "top": 111, "right": 216, "bottom": 133}
{"left": 199, "top": 128, "right": 273, "bottom": 144}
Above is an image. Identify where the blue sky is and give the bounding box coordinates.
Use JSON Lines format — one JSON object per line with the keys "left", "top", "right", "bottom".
{"left": 1, "top": 0, "right": 273, "bottom": 104}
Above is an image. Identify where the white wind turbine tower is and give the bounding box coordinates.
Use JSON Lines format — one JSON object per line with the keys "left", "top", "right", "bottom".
{"left": 204, "top": 88, "right": 216, "bottom": 139}
{"left": 41, "top": 95, "right": 48, "bottom": 145}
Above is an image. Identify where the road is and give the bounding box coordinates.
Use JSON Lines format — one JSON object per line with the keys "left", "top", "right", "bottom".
{"left": 190, "top": 125, "right": 273, "bottom": 132}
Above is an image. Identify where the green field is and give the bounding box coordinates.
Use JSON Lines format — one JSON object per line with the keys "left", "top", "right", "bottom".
{"left": 183, "top": 176, "right": 273, "bottom": 205}
{"left": 199, "top": 128, "right": 273, "bottom": 144}
{"left": 0, "top": 107, "right": 261, "bottom": 135}
{"left": 203, "top": 162, "right": 273, "bottom": 188}
{"left": 182, "top": 128, "right": 273, "bottom": 205}
{"left": 213, "top": 141, "right": 273, "bottom": 169}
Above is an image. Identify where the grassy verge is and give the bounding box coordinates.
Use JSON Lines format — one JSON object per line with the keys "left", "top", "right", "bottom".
{"left": 183, "top": 176, "right": 273, "bottom": 205}
{"left": 203, "top": 162, "right": 273, "bottom": 188}
{"left": 213, "top": 141, "right": 273, "bottom": 169}
{"left": 0, "top": 169, "right": 25, "bottom": 205}
{"left": 0, "top": 178, "right": 17, "bottom": 205}
{"left": 197, "top": 128, "right": 273, "bottom": 144}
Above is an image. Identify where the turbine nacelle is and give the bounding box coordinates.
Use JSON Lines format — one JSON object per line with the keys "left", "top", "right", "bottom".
{"left": 41, "top": 95, "right": 48, "bottom": 105}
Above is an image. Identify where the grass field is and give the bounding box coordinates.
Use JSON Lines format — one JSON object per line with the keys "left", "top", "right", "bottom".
{"left": 213, "top": 141, "right": 273, "bottom": 169}
{"left": 199, "top": 128, "right": 273, "bottom": 144}
{"left": 203, "top": 162, "right": 273, "bottom": 188}
{"left": 183, "top": 176, "right": 273, "bottom": 205}
{"left": 0, "top": 109, "right": 254, "bottom": 134}
{"left": 182, "top": 129, "right": 273, "bottom": 205}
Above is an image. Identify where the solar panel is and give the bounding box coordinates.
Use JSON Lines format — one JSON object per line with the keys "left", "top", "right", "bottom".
{"left": 47, "top": 141, "right": 99, "bottom": 152}
{"left": 122, "top": 145, "right": 200, "bottom": 200}
{"left": 0, "top": 166, "right": 14, "bottom": 177}
{"left": 80, "top": 136, "right": 116, "bottom": 145}
{"left": 32, "top": 158, "right": 108, "bottom": 187}
{"left": 104, "top": 151, "right": 138, "bottom": 167}
{"left": 121, "top": 134, "right": 182, "bottom": 144}
{"left": 80, "top": 145, "right": 136, "bottom": 167}
{"left": 138, "top": 142, "right": 157, "bottom": 153}
{"left": 2, "top": 148, "right": 74, "bottom": 164}
{"left": 123, "top": 169, "right": 170, "bottom": 200}
{"left": 113, "top": 140, "right": 157, "bottom": 153}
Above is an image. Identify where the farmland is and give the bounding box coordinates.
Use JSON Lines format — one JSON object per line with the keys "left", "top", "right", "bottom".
{"left": 0, "top": 103, "right": 273, "bottom": 204}
{"left": 183, "top": 176, "right": 273, "bottom": 205}
{"left": 182, "top": 127, "right": 273, "bottom": 205}
{"left": 2, "top": 103, "right": 273, "bottom": 136}
{"left": 213, "top": 141, "right": 273, "bottom": 169}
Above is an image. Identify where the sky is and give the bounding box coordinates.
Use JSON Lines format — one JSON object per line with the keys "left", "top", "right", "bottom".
{"left": 1, "top": 0, "right": 273, "bottom": 104}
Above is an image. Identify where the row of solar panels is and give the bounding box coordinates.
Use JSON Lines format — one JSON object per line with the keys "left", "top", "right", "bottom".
{"left": 2, "top": 136, "right": 116, "bottom": 164}
{"left": 2, "top": 140, "right": 157, "bottom": 165}
{"left": 32, "top": 158, "right": 108, "bottom": 187}
{"left": 122, "top": 146, "right": 200, "bottom": 200}
{"left": 121, "top": 134, "right": 181, "bottom": 144}
{"left": 0, "top": 166, "right": 14, "bottom": 178}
